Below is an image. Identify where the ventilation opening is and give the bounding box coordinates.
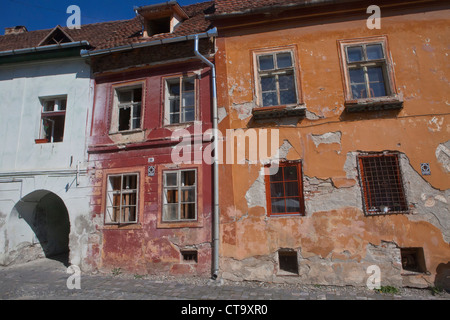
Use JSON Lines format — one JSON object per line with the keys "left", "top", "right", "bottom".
{"left": 401, "top": 248, "right": 427, "bottom": 273}
{"left": 278, "top": 250, "right": 298, "bottom": 275}
{"left": 181, "top": 250, "right": 198, "bottom": 263}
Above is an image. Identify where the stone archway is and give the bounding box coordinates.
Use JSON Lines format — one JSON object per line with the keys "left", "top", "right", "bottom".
{"left": 6, "top": 190, "right": 70, "bottom": 266}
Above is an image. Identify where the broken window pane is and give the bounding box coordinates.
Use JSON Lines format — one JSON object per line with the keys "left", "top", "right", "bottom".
{"left": 182, "top": 170, "right": 196, "bottom": 186}
{"left": 118, "top": 90, "right": 132, "bottom": 103}
{"left": 118, "top": 107, "right": 131, "bottom": 131}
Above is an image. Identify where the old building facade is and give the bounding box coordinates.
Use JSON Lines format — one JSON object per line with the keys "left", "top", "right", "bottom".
{"left": 84, "top": 1, "right": 217, "bottom": 275}
{"left": 209, "top": 0, "right": 450, "bottom": 288}
{"left": 0, "top": 0, "right": 448, "bottom": 290}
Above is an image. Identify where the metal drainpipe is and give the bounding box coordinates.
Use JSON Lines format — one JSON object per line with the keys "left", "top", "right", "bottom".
{"left": 194, "top": 33, "right": 220, "bottom": 280}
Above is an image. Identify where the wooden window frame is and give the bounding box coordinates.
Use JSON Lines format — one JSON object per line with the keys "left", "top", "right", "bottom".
{"left": 105, "top": 172, "right": 140, "bottom": 225}
{"left": 162, "top": 168, "right": 198, "bottom": 222}
{"left": 37, "top": 96, "right": 67, "bottom": 144}
{"left": 110, "top": 81, "right": 145, "bottom": 134}
{"left": 357, "top": 153, "right": 409, "bottom": 216}
{"left": 338, "top": 36, "right": 402, "bottom": 111}
{"left": 265, "top": 161, "right": 305, "bottom": 217}
{"left": 163, "top": 75, "right": 198, "bottom": 126}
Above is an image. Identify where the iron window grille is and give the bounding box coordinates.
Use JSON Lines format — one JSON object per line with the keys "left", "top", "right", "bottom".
{"left": 357, "top": 153, "right": 408, "bottom": 216}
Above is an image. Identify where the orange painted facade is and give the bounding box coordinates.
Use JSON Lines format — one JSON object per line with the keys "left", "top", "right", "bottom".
{"left": 212, "top": 1, "right": 450, "bottom": 287}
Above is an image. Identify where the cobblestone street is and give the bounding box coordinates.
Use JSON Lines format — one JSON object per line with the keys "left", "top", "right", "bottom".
{"left": 0, "top": 258, "right": 448, "bottom": 301}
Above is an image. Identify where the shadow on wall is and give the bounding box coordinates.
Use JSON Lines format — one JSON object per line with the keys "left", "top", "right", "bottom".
{"left": 435, "top": 262, "right": 450, "bottom": 293}
{"left": 8, "top": 190, "right": 70, "bottom": 267}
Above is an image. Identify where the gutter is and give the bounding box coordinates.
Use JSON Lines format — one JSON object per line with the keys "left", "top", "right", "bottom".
{"left": 0, "top": 41, "right": 90, "bottom": 57}
{"left": 193, "top": 29, "right": 220, "bottom": 280}
{"left": 80, "top": 28, "right": 217, "bottom": 58}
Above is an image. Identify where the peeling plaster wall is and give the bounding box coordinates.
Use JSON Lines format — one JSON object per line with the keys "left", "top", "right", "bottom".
{"left": 0, "top": 58, "right": 94, "bottom": 269}
{"left": 216, "top": 6, "right": 450, "bottom": 288}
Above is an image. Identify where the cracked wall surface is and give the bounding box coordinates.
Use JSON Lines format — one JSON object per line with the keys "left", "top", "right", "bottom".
{"left": 215, "top": 6, "right": 450, "bottom": 288}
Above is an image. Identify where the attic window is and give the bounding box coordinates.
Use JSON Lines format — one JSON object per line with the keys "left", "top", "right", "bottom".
{"left": 136, "top": 1, "right": 189, "bottom": 38}
{"left": 38, "top": 26, "right": 73, "bottom": 47}
{"left": 147, "top": 17, "right": 171, "bottom": 36}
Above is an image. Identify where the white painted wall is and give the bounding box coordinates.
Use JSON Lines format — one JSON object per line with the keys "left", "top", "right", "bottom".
{"left": 0, "top": 57, "right": 94, "bottom": 269}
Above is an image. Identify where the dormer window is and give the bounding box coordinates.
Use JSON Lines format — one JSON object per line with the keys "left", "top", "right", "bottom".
{"left": 136, "top": 1, "right": 189, "bottom": 37}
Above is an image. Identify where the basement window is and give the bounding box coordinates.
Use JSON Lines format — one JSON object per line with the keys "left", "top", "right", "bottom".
{"left": 38, "top": 97, "right": 67, "bottom": 143}
{"left": 181, "top": 250, "right": 198, "bottom": 263}
{"left": 357, "top": 153, "right": 408, "bottom": 216}
{"left": 265, "top": 161, "right": 305, "bottom": 217}
{"left": 278, "top": 250, "right": 298, "bottom": 275}
{"left": 401, "top": 248, "right": 427, "bottom": 273}
{"left": 105, "top": 173, "right": 139, "bottom": 225}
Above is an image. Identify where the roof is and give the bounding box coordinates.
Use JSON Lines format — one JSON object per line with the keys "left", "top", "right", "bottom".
{"left": 0, "top": 1, "right": 214, "bottom": 53}
{"left": 213, "top": 0, "right": 318, "bottom": 15}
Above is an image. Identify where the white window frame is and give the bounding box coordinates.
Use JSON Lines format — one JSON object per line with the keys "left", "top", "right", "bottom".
{"left": 39, "top": 96, "right": 67, "bottom": 143}
{"left": 255, "top": 50, "right": 299, "bottom": 108}
{"left": 111, "top": 85, "right": 143, "bottom": 133}
{"left": 162, "top": 169, "right": 197, "bottom": 222}
{"left": 344, "top": 42, "right": 390, "bottom": 99}
{"left": 105, "top": 173, "right": 140, "bottom": 225}
{"left": 164, "top": 76, "right": 197, "bottom": 126}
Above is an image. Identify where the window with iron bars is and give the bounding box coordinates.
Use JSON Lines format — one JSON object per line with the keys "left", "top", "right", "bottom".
{"left": 357, "top": 153, "right": 408, "bottom": 215}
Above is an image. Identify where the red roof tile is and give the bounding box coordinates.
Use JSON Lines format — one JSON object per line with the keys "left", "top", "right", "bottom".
{"left": 214, "top": 0, "right": 309, "bottom": 15}
{"left": 0, "top": 1, "right": 213, "bottom": 52}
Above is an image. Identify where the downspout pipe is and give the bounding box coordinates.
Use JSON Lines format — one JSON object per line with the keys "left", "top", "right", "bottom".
{"left": 193, "top": 29, "right": 220, "bottom": 280}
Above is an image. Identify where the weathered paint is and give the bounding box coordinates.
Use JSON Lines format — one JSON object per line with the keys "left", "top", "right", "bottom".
{"left": 214, "top": 3, "right": 450, "bottom": 288}
{"left": 0, "top": 57, "right": 93, "bottom": 268}
{"left": 87, "top": 58, "right": 214, "bottom": 276}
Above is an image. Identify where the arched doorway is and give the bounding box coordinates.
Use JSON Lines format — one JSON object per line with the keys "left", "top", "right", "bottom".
{"left": 7, "top": 190, "right": 70, "bottom": 266}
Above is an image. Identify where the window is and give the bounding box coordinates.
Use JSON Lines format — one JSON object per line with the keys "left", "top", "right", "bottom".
{"left": 358, "top": 153, "right": 408, "bottom": 216}
{"left": 338, "top": 36, "right": 401, "bottom": 110}
{"left": 105, "top": 173, "right": 139, "bottom": 224}
{"left": 345, "top": 43, "right": 388, "bottom": 99}
{"left": 256, "top": 51, "right": 298, "bottom": 107}
{"left": 38, "top": 97, "right": 67, "bottom": 143}
{"left": 278, "top": 250, "right": 298, "bottom": 275}
{"left": 181, "top": 250, "right": 198, "bottom": 263}
{"left": 113, "top": 86, "right": 142, "bottom": 132}
{"left": 163, "top": 169, "right": 197, "bottom": 222}
{"left": 265, "top": 162, "right": 305, "bottom": 216}
{"left": 401, "top": 248, "right": 427, "bottom": 273}
{"left": 165, "top": 76, "right": 196, "bottom": 125}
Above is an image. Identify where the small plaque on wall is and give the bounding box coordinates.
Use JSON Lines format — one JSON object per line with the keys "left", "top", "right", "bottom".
{"left": 148, "top": 166, "right": 156, "bottom": 177}
{"left": 420, "top": 163, "right": 431, "bottom": 176}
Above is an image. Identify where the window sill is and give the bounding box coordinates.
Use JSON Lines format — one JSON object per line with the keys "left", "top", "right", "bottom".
{"left": 100, "top": 223, "right": 142, "bottom": 230}
{"left": 157, "top": 220, "right": 203, "bottom": 229}
{"left": 252, "top": 104, "right": 306, "bottom": 120}
{"left": 35, "top": 139, "right": 49, "bottom": 144}
{"left": 345, "top": 96, "right": 403, "bottom": 113}
{"left": 109, "top": 129, "right": 143, "bottom": 136}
